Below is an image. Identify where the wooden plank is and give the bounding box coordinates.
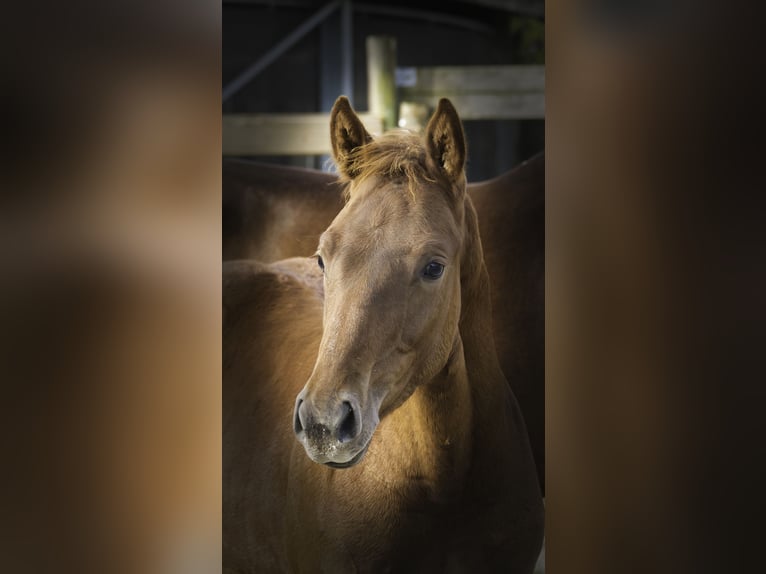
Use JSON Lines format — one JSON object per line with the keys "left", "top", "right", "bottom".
{"left": 397, "top": 65, "right": 545, "bottom": 119}
{"left": 398, "top": 92, "right": 544, "bottom": 120}
{"left": 223, "top": 113, "right": 384, "bottom": 156}
{"left": 397, "top": 65, "right": 544, "bottom": 93}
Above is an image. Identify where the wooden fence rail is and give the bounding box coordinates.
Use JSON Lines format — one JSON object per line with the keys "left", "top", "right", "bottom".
{"left": 223, "top": 113, "right": 383, "bottom": 157}
{"left": 223, "top": 35, "right": 544, "bottom": 156}
{"left": 396, "top": 65, "right": 544, "bottom": 120}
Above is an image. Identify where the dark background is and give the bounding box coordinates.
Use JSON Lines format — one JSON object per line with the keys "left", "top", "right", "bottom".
{"left": 222, "top": 0, "right": 545, "bottom": 181}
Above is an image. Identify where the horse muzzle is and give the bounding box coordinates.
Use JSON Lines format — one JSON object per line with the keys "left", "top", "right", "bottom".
{"left": 293, "top": 391, "right": 373, "bottom": 468}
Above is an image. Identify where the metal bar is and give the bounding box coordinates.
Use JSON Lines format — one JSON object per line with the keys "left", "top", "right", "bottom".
{"left": 224, "top": 1, "right": 314, "bottom": 6}
{"left": 449, "top": 0, "right": 544, "bottom": 18}
{"left": 222, "top": 0, "right": 342, "bottom": 102}
{"left": 318, "top": 8, "right": 341, "bottom": 169}
{"left": 354, "top": 3, "right": 494, "bottom": 34}
{"left": 340, "top": 0, "right": 353, "bottom": 98}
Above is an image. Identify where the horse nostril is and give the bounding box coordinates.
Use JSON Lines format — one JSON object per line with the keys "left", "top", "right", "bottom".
{"left": 294, "top": 399, "right": 304, "bottom": 434}
{"left": 337, "top": 401, "right": 359, "bottom": 443}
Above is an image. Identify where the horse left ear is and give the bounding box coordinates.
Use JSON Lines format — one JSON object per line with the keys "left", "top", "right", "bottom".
{"left": 425, "top": 98, "right": 466, "bottom": 184}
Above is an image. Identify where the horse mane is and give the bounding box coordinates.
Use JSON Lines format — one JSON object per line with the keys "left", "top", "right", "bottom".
{"left": 336, "top": 130, "right": 436, "bottom": 201}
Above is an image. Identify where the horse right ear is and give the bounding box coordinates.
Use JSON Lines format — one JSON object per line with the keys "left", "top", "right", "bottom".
{"left": 425, "top": 98, "right": 466, "bottom": 186}
{"left": 330, "top": 96, "right": 373, "bottom": 178}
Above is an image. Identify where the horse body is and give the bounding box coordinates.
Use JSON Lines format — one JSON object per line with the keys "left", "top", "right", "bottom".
{"left": 224, "top": 97, "right": 543, "bottom": 573}
{"left": 469, "top": 159, "right": 545, "bottom": 487}
{"left": 223, "top": 152, "right": 545, "bottom": 491}
{"left": 223, "top": 161, "right": 344, "bottom": 262}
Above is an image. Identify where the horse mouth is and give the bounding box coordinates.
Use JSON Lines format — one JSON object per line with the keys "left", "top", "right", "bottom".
{"left": 323, "top": 441, "right": 370, "bottom": 469}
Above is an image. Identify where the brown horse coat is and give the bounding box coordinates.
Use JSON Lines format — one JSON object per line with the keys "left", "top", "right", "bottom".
{"left": 223, "top": 162, "right": 345, "bottom": 263}
{"left": 224, "top": 97, "right": 543, "bottom": 573}
{"left": 223, "top": 153, "right": 545, "bottom": 491}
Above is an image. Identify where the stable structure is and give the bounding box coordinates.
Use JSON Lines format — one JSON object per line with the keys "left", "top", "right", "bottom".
{"left": 222, "top": 1, "right": 545, "bottom": 157}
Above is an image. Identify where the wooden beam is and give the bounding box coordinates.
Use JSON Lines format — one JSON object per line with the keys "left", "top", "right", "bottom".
{"left": 397, "top": 65, "right": 544, "bottom": 93}
{"left": 223, "top": 113, "right": 384, "bottom": 156}
{"left": 399, "top": 92, "right": 544, "bottom": 120}
{"left": 397, "top": 65, "right": 545, "bottom": 120}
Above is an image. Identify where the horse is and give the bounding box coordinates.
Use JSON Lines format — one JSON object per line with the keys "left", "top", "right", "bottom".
{"left": 223, "top": 161, "right": 345, "bottom": 263}
{"left": 223, "top": 151, "right": 545, "bottom": 494}
{"left": 223, "top": 96, "right": 544, "bottom": 572}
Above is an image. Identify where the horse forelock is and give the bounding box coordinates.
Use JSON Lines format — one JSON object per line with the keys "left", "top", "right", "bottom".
{"left": 337, "top": 130, "right": 437, "bottom": 201}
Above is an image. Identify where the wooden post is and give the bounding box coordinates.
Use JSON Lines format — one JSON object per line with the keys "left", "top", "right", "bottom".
{"left": 366, "top": 36, "right": 397, "bottom": 131}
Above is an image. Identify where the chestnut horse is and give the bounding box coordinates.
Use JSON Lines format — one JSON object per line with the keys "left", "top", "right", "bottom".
{"left": 223, "top": 151, "right": 545, "bottom": 494}
{"left": 224, "top": 97, "right": 543, "bottom": 572}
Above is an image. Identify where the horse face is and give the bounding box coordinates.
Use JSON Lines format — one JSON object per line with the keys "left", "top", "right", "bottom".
{"left": 293, "top": 178, "right": 464, "bottom": 468}
{"left": 293, "top": 96, "right": 467, "bottom": 468}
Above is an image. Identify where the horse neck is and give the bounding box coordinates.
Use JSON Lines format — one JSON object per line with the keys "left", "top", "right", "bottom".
{"left": 384, "top": 196, "right": 508, "bottom": 490}
{"left": 456, "top": 196, "right": 539, "bottom": 498}
{"left": 456, "top": 196, "right": 524, "bottom": 447}
{"left": 458, "top": 195, "right": 503, "bottom": 381}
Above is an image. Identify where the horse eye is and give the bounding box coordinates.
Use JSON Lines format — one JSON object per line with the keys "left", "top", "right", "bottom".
{"left": 423, "top": 261, "right": 444, "bottom": 280}
{"left": 317, "top": 256, "right": 324, "bottom": 272}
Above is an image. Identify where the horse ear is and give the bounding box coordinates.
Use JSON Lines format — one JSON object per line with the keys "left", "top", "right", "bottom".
{"left": 425, "top": 98, "right": 466, "bottom": 184}
{"left": 330, "top": 96, "right": 373, "bottom": 178}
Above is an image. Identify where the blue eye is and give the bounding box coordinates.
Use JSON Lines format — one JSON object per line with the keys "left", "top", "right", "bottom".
{"left": 423, "top": 261, "right": 444, "bottom": 280}
{"left": 317, "top": 256, "right": 324, "bottom": 272}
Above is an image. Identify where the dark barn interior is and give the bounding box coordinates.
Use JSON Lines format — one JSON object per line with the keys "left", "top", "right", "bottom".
{"left": 223, "top": 0, "right": 544, "bottom": 183}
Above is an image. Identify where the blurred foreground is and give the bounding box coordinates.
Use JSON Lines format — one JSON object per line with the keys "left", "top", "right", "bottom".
{"left": 547, "top": 0, "right": 765, "bottom": 572}
{"left": 1, "top": 2, "right": 221, "bottom": 573}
